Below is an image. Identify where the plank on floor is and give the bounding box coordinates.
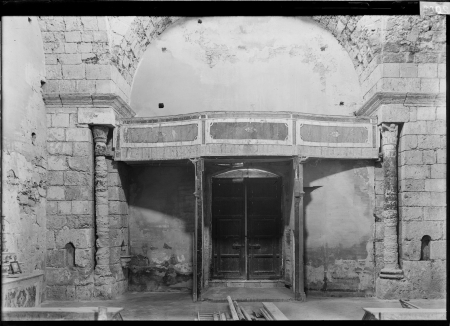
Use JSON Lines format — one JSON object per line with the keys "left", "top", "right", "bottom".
{"left": 262, "top": 302, "right": 289, "bottom": 320}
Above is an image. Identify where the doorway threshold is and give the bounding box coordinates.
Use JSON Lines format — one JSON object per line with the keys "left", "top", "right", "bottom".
{"left": 202, "top": 286, "right": 294, "bottom": 302}
{"left": 209, "top": 280, "right": 285, "bottom": 288}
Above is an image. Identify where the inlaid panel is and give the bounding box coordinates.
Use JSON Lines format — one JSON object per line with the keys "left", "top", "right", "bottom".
{"left": 207, "top": 119, "right": 292, "bottom": 145}
{"left": 119, "top": 120, "right": 202, "bottom": 148}
{"left": 297, "top": 121, "right": 373, "bottom": 147}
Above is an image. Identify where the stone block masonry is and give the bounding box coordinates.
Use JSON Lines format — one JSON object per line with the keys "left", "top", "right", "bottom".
{"left": 39, "top": 16, "right": 131, "bottom": 103}
{"left": 46, "top": 108, "right": 96, "bottom": 300}
{"left": 396, "top": 103, "right": 447, "bottom": 299}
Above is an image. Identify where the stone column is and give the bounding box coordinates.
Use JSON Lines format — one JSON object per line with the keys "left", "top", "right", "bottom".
{"left": 293, "top": 156, "right": 307, "bottom": 301}
{"left": 93, "top": 125, "right": 115, "bottom": 298}
{"left": 379, "top": 123, "right": 403, "bottom": 280}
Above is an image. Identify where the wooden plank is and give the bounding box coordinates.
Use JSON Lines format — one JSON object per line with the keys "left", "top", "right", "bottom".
{"left": 260, "top": 308, "right": 273, "bottom": 320}
{"left": 399, "top": 299, "right": 420, "bottom": 309}
{"left": 239, "top": 305, "right": 253, "bottom": 321}
{"left": 363, "top": 308, "right": 446, "bottom": 321}
{"left": 262, "top": 302, "right": 289, "bottom": 320}
{"left": 227, "top": 296, "right": 239, "bottom": 321}
{"left": 233, "top": 301, "right": 245, "bottom": 321}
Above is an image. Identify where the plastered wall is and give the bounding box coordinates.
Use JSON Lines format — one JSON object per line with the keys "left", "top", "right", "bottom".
{"left": 131, "top": 17, "right": 362, "bottom": 117}
{"left": 128, "top": 164, "right": 195, "bottom": 292}
{"left": 302, "top": 160, "right": 375, "bottom": 295}
{"left": 2, "top": 17, "right": 47, "bottom": 282}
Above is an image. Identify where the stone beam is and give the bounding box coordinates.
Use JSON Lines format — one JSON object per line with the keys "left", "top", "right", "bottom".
{"left": 43, "top": 93, "right": 136, "bottom": 119}
{"left": 78, "top": 107, "right": 116, "bottom": 128}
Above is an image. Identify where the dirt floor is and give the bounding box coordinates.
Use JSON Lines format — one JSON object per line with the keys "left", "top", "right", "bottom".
{"left": 41, "top": 291, "right": 446, "bottom": 320}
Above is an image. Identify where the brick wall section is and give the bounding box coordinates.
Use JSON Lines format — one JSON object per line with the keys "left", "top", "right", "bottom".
{"left": 397, "top": 105, "right": 446, "bottom": 298}
{"left": 107, "top": 158, "right": 130, "bottom": 296}
{"left": 45, "top": 107, "right": 96, "bottom": 300}
{"left": 38, "top": 16, "right": 130, "bottom": 103}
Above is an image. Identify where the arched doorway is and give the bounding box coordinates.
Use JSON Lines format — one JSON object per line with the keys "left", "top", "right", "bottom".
{"left": 212, "top": 168, "right": 282, "bottom": 280}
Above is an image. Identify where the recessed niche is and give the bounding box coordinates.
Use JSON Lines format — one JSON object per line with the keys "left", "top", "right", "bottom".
{"left": 420, "top": 235, "right": 431, "bottom": 261}
{"left": 31, "top": 132, "right": 36, "bottom": 145}
{"left": 65, "top": 243, "right": 76, "bottom": 268}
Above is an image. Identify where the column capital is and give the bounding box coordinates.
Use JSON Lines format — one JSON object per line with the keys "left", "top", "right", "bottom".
{"left": 92, "top": 126, "right": 110, "bottom": 156}
{"left": 380, "top": 123, "right": 399, "bottom": 158}
{"left": 92, "top": 125, "right": 110, "bottom": 143}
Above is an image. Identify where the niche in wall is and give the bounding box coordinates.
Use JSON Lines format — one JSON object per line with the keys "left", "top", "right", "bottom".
{"left": 64, "top": 243, "right": 76, "bottom": 268}
{"left": 420, "top": 235, "right": 431, "bottom": 261}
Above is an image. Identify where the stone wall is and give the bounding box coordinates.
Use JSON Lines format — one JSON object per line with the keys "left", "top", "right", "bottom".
{"left": 362, "top": 15, "right": 446, "bottom": 102}
{"left": 45, "top": 107, "right": 96, "bottom": 300}
{"left": 2, "top": 17, "right": 47, "bottom": 287}
{"left": 38, "top": 16, "right": 130, "bottom": 103}
{"left": 106, "top": 158, "right": 130, "bottom": 295}
{"left": 397, "top": 104, "right": 446, "bottom": 298}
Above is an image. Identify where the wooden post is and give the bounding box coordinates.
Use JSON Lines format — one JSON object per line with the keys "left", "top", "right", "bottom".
{"left": 192, "top": 232, "right": 197, "bottom": 302}
{"left": 191, "top": 158, "right": 204, "bottom": 301}
{"left": 293, "top": 156, "right": 306, "bottom": 301}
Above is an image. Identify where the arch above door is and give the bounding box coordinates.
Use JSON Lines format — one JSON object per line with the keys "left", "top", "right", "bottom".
{"left": 213, "top": 168, "right": 280, "bottom": 179}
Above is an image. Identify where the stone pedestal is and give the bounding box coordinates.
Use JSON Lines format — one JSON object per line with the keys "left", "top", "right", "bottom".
{"left": 376, "top": 277, "right": 412, "bottom": 299}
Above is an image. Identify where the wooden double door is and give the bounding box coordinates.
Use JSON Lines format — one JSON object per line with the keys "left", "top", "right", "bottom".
{"left": 212, "top": 177, "right": 282, "bottom": 280}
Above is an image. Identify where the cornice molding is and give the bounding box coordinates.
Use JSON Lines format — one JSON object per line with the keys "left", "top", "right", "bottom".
{"left": 43, "top": 93, "right": 136, "bottom": 118}
{"left": 357, "top": 92, "right": 446, "bottom": 117}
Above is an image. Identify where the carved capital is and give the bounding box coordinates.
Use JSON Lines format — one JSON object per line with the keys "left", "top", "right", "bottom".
{"left": 92, "top": 125, "right": 109, "bottom": 144}
{"left": 380, "top": 123, "right": 398, "bottom": 147}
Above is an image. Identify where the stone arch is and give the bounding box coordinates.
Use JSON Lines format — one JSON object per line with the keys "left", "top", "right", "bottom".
{"left": 37, "top": 15, "right": 445, "bottom": 105}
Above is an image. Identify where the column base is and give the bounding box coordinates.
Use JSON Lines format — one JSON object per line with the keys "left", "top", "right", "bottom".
{"left": 379, "top": 268, "right": 404, "bottom": 279}
{"left": 295, "top": 291, "right": 306, "bottom": 302}
{"left": 376, "top": 276, "right": 411, "bottom": 299}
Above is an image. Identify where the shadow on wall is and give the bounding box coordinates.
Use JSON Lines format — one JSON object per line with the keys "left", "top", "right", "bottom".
{"left": 302, "top": 159, "right": 375, "bottom": 296}
{"left": 127, "top": 162, "right": 195, "bottom": 292}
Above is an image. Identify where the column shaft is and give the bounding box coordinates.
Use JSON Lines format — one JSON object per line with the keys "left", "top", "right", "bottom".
{"left": 380, "top": 123, "right": 403, "bottom": 279}
{"left": 93, "top": 126, "right": 114, "bottom": 289}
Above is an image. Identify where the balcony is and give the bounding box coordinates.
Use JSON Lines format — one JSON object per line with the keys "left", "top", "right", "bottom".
{"left": 114, "top": 111, "right": 379, "bottom": 162}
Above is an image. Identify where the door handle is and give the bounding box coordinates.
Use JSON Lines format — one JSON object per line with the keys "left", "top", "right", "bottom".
{"left": 232, "top": 243, "right": 244, "bottom": 249}
{"left": 249, "top": 244, "right": 261, "bottom": 249}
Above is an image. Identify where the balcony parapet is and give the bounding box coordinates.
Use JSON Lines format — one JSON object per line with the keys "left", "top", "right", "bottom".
{"left": 114, "top": 111, "right": 379, "bottom": 162}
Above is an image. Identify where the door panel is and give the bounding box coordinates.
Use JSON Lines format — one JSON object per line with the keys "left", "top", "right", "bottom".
{"left": 247, "top": 178, "right": 281, "bottom": 279}
{"left": 212, "top": 179, "right": 245, "bottom": 279}
{"left": 212, "top": 176, "right": 281, "bottom": 280}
